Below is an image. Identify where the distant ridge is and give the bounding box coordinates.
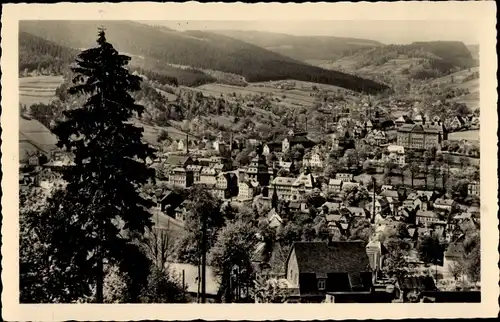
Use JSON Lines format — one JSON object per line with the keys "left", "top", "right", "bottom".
{"left": 19, "top": 20, "right": 390, "bottom": 94}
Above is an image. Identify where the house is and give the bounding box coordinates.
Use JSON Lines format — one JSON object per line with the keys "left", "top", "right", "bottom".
{"left": 238, "top": 181, "right": 258, "bottom": 201}
{"left": 395, "top": 276, "right": 437, "bottom": 302}
{"left": 267, "top": 208, "right": 284, "bottom": 229}
{"left": 212, "top": 172, "right": 237, "bottom": 200}
{"left": 166, "top": 155, "right": 194, "bottom": 168}
{"left": 449, "top": 116, "right": 466, "bottom": 131}
{"left": 394, "top": 115, "right": 413, "bottom": 128}
{"left": 19, "top": 115, "right": 58, "bottom": 163}
{"left": 200, "top": 166, "right": 217, "bottom": 185}
{"left": 380, "top": 189, "right": 399, "bottom": 200}
{"left": 415, "top": 210, "right": 441, "bottom": 225}
{"left": 365, "top": 240, "right": 387, "bottom": 280}
{"left": 383, "top": 145, "right": 406, "bottom": 166}
{"left": 177, "top": 139, "right": 186, "bottom": 152}
{"left": 443, "top": 242, "right": 466, "bottom": 280}
{"left": 244, "top": 154, "right": 273, "bottom": 187}
{"left": 413, "top": 114, "right": 424, "bottom": 125}
{"left": 285, "top": 241, "right": 373, "bottom": 303}
{"left": 281, "top": 132, "right": 315, "bottom": 153}
{"left": 403, "top": 193, "right": 422, "bottom": 211}
{"left": 321, "top": 201, "right": 341, "bottom": 216}
{"left": 365, "top": 120, "right": 373, "bottom": 132}
{"left": 328, "top": 179, "right": 343, "bottom": 193}
{"left": 347, "top": 207, "right": 368, "bottom": 219}
{"left": 174, "top": 200, "right": 189, "bottom": 222}
{"left": 336, "top": 173, "right": 354, "bottom": 182}
{"left": 468, "top": 181, "right": 479, "bottom": 197}
{"left": 186, "top": 165, "right": 203, "bottom": 184}
{"left": 302, "top": 152, "right": 324, "bottom": 169}
{"left": 380, "top": 185, "right": 394, "bottom": 192}
{"left": 168, "top": 167, "right": 194, "bottom": 188}
{"left": 270, "top": 176, "right": 296, "bottom": 201}
{"left": 167, "top": 262, "right": 222, "bottom": 303}
{"left": 433, "top": 198, "right": 457, "bottom": 213}
{"left": 158, "top": 190, "right": 184, "bottom": 216}
{"left": 366, "top": 129, "right": 387, "bottom": 146}
{"left": 366, "top": 197, "right": 391, "bottom": 218}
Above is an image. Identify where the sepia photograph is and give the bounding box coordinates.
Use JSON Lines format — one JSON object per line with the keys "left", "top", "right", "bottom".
{"left": 1, "top": 2, "right": 498, "bottom": 321}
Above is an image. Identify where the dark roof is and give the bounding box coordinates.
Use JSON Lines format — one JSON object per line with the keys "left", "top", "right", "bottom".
{"left": 287, "top": 135, "right": 314, "bottom": 145}
{"left": 398, "top": 124, "right": 440, "bottom": 134}
{"left": 291, "top": 241, "right": 371, "bottom": 275}
{"left": 444, "top": 242, "right": 465, "bottom": 258}
{"left": 166, "top": 155, "right": 192, "bottom": 166}
{"left": 398, "top": 276, "right": 437, "bottom": 291}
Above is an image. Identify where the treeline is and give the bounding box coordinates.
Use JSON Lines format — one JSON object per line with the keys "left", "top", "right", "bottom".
{"left": 409, "top": 41, "right": 476, "bottom": 69}
{"left": 20, "top": 20, "right": 390, "bottom": 94}
{"left": 19, "top": 32, "right": 79, "bottom": 74}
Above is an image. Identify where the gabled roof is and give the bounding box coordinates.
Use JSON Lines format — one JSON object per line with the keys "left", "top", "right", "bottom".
{"left": 290, "top": 241, "right": 371, "bottom": 275}
{"left": 398, "top": 276, "right": 436, "bottom": 291}
{"left": 380, "top": 190, "right": 399, "bottom": 199}
{"left": 434, "top": 198, "right": 456, "bottom": 206}
{"left": 322, "top": 202, "right": 341, "bottom": 213}
{"left": 416, "top": 210, "right": 439, "bottom": 218}
{"left": 293, "top": 173, "right": 314, "bottom": 188}
{"left": 398, "top": 123, "right": 440, "bottom": 134}
{"left": 387, "top": 145, "right": 405, "bottom": 154}
{"left": 328, "top": 179, "right": 343, "bottom": 186}
{"left": 272, "top": 176, "right": 295, "bottom": 186}
{"left": 166, "top": 155, "right": 192, "bottom": 166}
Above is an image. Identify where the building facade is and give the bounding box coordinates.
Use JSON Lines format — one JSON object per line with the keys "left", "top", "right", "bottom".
{"left": 396, "top": 124, "right": 443, "bottom": 150}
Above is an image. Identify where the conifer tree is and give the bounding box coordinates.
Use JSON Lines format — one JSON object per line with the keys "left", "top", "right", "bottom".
{"left": 49, "top": 28, "right": 156, "bottom": 302}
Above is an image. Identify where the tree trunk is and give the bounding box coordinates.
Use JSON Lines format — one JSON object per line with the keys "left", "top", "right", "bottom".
{"left": 95, "top": 255, "right": 104, "bottom": 303}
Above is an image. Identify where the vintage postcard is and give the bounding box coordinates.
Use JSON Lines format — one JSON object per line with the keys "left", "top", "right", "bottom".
{"left": 1, "top": 1, "right": 498, "bottom": 321}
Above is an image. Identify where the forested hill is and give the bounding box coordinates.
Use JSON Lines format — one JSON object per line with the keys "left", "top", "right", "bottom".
{"left": 19, "top": 20, "right": 390, "bottom": 94}
{"left": 212, "top": 30, "right": 383, "bottom": 61}
{"left": 407, "top": 41, "right": 476, "bottom": 69}
{"left": 19, "top": 31, "right": 79, "bottom": 73}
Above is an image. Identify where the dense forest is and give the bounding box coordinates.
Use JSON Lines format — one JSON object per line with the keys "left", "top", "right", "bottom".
{"left": 212, "top": 30, "right": 383, "bottom": 61}
{"left": 19, "top": 20, "right": 390, "bottom": 94}
{"left": 408, "top": 41, "right": 476, "bottom": 69}
{"left": 19, "top": 32, "right": 79, "bottom": 73}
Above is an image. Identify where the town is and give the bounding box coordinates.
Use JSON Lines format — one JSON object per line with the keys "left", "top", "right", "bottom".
{"left": 20, "top": 100, "right": 481, "bottom": 303}
{"left": 18, "top": 19, "right": 481, "bottom": 305}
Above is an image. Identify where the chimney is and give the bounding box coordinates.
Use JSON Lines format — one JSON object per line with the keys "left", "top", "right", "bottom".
{"left": 186, "top": 133, "right": 189, "bottom": 154}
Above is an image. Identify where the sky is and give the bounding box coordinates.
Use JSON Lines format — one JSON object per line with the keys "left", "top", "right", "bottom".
{"left": 142, "top": 20, "right": 479, "bottom": 45}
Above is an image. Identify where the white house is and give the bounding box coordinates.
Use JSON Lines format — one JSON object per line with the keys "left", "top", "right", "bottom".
{"left": 303, "top": 152, "right": 324, "bottom": 169}
{"left": 267, "top": 208, "right": 284, "bottom": 229}
{"left": 383, "top": 145, "right": 406, "bottom": 166}
{"left": 416, "top": 210, "right": 441, "bottom": 225}
{"left": 335, "top": 173, "right": 354, "bottom": 182}
{"left": 328, "top": 179, "right": 343, "bottom": 193}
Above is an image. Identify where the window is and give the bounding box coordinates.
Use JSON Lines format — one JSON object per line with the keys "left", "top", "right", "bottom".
{"left": 317, "top": 278, "right": 326, "bottom": 290}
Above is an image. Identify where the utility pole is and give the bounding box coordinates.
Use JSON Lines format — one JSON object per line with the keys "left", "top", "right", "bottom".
{"left": 371, "top": 176, "right": 376, "bottom": 224}
{"left": 201, "top": 209, "right": 207, "bottom": 303}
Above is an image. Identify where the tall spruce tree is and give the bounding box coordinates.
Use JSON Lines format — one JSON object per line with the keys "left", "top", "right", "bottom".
{"left": 51, "top": 28, "right": 156, "bottom": 302}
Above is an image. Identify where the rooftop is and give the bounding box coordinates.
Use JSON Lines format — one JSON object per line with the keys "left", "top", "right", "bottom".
{"left": 291, "top": 241, "right": 371, "bottom": 275}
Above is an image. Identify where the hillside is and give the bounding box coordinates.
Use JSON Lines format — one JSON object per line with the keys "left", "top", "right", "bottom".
{"left": 315, "top": 41, "right": 476, "bottom": 82}
{"left": 19, "top": 31, "right": 79, "bottom": 74}
{"left": 19, "top": 20, "right": 390, "bottom": 94}
{"left": 212, "top": 30, "right": 382, "bottom": 62}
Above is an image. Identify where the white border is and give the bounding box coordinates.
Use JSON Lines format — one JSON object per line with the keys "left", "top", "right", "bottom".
{"left": 2, "top": 2, "right": 498, "bottom": 321}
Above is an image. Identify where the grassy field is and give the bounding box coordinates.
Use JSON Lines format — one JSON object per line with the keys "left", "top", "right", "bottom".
{"left": 191, "top": 82, "right": 322, "bottom": 109}
{"left": 19, "top": 75, "right": 64, "bottom": 106}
